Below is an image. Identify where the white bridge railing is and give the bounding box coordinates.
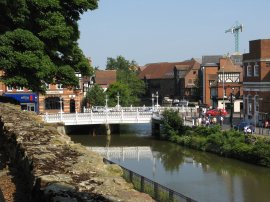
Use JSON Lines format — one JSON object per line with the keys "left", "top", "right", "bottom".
{"left": 41, "top": 106, "right": 197, "bottom": 126}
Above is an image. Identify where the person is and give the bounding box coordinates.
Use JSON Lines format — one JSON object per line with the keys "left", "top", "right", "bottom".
{"left": 220, "top": 116, "right": 224, "bottom": 126}
{"left": 205, "top": 117, "right": 210, "bottom": 127}
{"left": 212, "top": 117, "right": 217, "bottom": 125}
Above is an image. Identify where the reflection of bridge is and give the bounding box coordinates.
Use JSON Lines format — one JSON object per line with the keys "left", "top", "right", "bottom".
{"left": 88, "top": 146, "right": 156, "bottom": 161}
{"left": 41, "top": 106, "right": 196, "bottom": 126}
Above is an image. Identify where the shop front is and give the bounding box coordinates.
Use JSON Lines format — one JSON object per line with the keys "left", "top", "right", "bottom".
{"left": 3, "top": 93, "right": 38, "bottom": 112}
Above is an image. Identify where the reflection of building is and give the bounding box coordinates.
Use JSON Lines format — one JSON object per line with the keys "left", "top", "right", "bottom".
{"left": 201, "top": 55, "right": 243, "bottom": 112}
{"left": 243, "top": 39, "right": 270, "bottom": 124}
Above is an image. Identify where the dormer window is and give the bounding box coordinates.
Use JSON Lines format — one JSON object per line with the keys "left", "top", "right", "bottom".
{"left": 254, "top": 63, "right": 259, "bottom": 77}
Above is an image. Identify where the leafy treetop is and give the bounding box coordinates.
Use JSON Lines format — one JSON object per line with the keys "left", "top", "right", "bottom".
{"left": 0, "top": 0, "right": 98, "bottom": 93}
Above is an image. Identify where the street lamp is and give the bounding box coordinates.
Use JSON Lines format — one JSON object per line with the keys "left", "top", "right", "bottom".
{"left": 151, "top": 93, "right": 154, "bottom": 108}
{"left": 222, "top": 66, "right": 225, "bottom": 109}
{"left": 59, "top": 97, "right": 63, "bottom": 120}
{"left": 105, "top": 94, "right": 108, "bottom": 109}
{"left": 229, "top": 88, "right": 235, "bottom": 128}
{"left": 156, "top": 91, "right": 159, "bottom": 108}
{"left": 117, "top": 92, "right": 120, "bottom": 110}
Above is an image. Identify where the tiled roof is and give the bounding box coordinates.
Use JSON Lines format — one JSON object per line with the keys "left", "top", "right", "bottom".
{"left": 201, "top": 55, "right": 223, "bottom": 66}
{"left": 95, "top": 70, "right": 117, "bottom": 85}
{"left": 218, "top": 57, "right": 242, "bottom": 73}
{"left": 139, "top": 59, "right": 199, "bottom": 80}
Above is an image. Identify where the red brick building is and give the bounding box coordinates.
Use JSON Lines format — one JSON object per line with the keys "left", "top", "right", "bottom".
{"left": 0, "top": 70, "right": 85, "bottom": 114}
{"left": 139, "top": 58, "right": 201, "bottom": 103}
{"left": 242, "top": 39, "right": 270, "bottom": 125}
{"left": 201, "top": 55, "right": 243, "bottom": 112}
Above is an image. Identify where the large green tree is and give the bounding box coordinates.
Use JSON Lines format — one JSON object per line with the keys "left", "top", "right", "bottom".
{"left": 0, "top": 0, "right": 98, "bottom": 93}
{"left": 83, "top": 84, "right": 105, "bottom": 107}
{"left": 106, "top": 82, "right": 132, "bottom": 107}
{"left": 106, "top": 55, "right": 145, "bottom": 105}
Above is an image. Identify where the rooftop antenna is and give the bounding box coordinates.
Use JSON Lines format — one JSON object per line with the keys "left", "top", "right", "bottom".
{"left": 225, "top": 21, "right": 243, "bottom": 53}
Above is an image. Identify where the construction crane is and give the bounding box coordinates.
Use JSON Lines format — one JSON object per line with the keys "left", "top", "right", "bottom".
{"left": 225, "top": 22, "right": 243, "bottom": 53}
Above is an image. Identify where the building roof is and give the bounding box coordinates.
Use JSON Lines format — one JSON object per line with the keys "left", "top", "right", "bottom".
{"left": 218, "top": 57, "right": 243, "bottom": 73}
{"left": 201, "top": 55, "right": 223, "bottom": 66}
{"left": 95, "top": 70, "right": 117, "bottom": 86}
{"left": 139, "top": 59, "right": 200, "bottom": 80}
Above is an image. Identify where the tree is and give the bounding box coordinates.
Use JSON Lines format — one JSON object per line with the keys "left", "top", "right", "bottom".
{"left": 0, "top": 0, "right": 98, "bottom": 93}
{"left": 106, "top": 56, "right": 145, "bottom": 105}
{"left": 161, "top": 109, "right": 184, "bottom": 138}
{"left": 106, "top": 82, "right": 132, "bottom": 107}
{"left": 83, "top": 84, "right": 106, "bottom": 107}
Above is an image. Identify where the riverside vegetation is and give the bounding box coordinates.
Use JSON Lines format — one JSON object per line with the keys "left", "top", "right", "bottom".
{"left": 161, "top": 109, "right": 270, "bottom": 167}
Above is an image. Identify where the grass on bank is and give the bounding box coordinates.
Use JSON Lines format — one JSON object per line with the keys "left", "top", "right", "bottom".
{"left": 161, "top": 109, "right": 270, "bottom": 167}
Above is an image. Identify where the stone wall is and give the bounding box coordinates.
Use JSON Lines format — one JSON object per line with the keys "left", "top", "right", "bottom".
{"left": 0, "top": 103, "right": 153, "bottom": 202}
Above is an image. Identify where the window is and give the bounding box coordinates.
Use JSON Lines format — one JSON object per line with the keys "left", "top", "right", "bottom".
{"left": 56, "top": 83, "right": 63, "bottom": 89}
{"left": 45, "top": 97, "right": 64, "bottom": 110}
{"left": 7, "top": 85, "right": 13, "bottom": 91}
{"left": 254, "top": 63, "right": 259, "bottom": 77}
{"left": 16, "top": 86, "right": 23, "bottom": 91}
{"left": 193, "top": 71, "right": 196, "bottom": 75}
{"left": 266, "top": 62, "right": 270, "bottom": 67}
{"left": 248, "top": 96, "right": 253, "bottom": 114}
{"left": 247, "top": 64, "right": 252, "bottom": 77}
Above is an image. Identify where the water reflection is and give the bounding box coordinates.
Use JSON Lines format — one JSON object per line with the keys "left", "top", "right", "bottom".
{"left": 69, "top": 124, "right": 270, "bottom": 202}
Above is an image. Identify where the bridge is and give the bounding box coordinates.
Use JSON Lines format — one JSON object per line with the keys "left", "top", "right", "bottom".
{"left": 41, "top": 106, "right": 197, "bottom": 126}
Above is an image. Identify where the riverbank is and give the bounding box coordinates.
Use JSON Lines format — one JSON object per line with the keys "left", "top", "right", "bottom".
{"left": 165, "top": 125, "right": 270, "bottom": 167}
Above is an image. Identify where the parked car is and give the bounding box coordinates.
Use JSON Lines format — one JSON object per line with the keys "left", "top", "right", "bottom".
{"left": 205, "top": 108, "right": 228, "bottom": 116}
{"left": 233, "top": 121, "right": 255, "bottom": 134}
{"left": 92, "top": 106, "right": 109, "bottom": 113}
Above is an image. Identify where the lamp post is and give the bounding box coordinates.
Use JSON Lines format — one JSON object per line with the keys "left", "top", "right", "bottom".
{"left": 156, "top": 91, "right": 159, "bottom": 108}
{"left": 222, "top": 66, "right": 225, "bottom": 109}
{"left": 254, "top": 97, "right": 263, "bottom": 131}
{"left": 105, "top": 94, "right": 108, "bottom": 109}
{"left": 151, "top": 93, "right": 154, "bottom": 108}
{"left": 117, "top": 92, "right": 120, "bottom": 110}
{"left": 59, "top": 97, "right": 63, "bottom": 120}
{"left": 229, "top": 88, "right": 235, "bottom": 128}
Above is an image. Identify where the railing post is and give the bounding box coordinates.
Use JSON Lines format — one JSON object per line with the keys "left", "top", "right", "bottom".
{"left": 136, "top": 108, "right": 139, "bottom": 122}
{"left": 129, "top": 170, "right": 133, "bottom": 182}
{"left": 140, "top": 176, "right": 145, "bottom": 192}
{"left": 121, "top": 109, "right": 124, "bottom": 121}
{"left": 90, "top": 110, "right": 92, "bottom": 123}
{"left": 169, "top": 190, "right": 173, "bottom": 202}
{"left": 154, "top": 182, "right": 159, "bottom": 200}
{"left": 75, "top": 111, "right": 78, "bottom": 123}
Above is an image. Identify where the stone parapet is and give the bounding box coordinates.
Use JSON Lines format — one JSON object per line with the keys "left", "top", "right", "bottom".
{"left": 0, "top": 103, "right": 153, "bottom": 202}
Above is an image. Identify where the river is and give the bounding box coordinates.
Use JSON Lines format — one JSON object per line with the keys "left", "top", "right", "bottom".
{"left": 68, "top": 124, "right": 270, "bottom": 202}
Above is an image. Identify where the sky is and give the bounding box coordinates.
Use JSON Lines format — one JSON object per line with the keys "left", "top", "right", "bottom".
{"left": 78, "top": 0, "right": 270, "bottom": 69}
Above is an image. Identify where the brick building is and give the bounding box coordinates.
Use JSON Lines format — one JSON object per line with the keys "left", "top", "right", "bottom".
{"left": 201, "top": 55, "right": 243, "bottom": 112}
{"left": 139, "top": 59, "right": 201, "bottom": 103}
{"left": 0, "top": 70, "right": 85, "bottom": 114}
{"left": 242, "top": 39, "right": 270, "bottom": 125}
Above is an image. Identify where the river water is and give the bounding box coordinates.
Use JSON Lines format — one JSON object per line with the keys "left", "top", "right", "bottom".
{"left": 69, "top": 124, "right": 270, "bottom": 202}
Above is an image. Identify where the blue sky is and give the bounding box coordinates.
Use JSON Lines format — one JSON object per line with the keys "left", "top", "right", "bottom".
{"left": 78, "top": 0, "right": 270, "bottom": 68}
